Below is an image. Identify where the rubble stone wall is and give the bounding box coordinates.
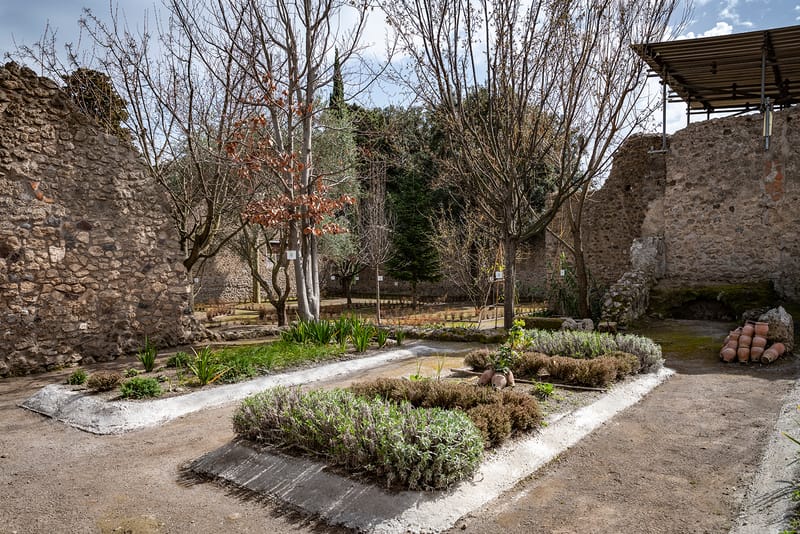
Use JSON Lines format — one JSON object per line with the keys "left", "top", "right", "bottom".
{"left": 664, "top": 107, "right": 800, "bottom": 300}
{"left": 0, "top": 63, "right": 194, "bottom": 376}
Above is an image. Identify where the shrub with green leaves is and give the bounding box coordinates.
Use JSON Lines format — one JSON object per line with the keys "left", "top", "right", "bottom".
{"left": 137, "top": 336, "right": 158, "bottom": 372}
{"left": 165, "top": 351, "right": 192, "bottom": 368}
{"left": 120, "top": 376, "right": 162, "bottom": 399}
{"left": 393, "top": 329, "right": 407, "bottom": 346}
{"left": 233, "top": 387, "right": 483, "bottom": 490}
{"left": 67, "top": 368, "right": 88, "bottom": 385}
{"left": 350, "top": 321, "right": 375, "bottom": 353}
{"left": 350, "top": 378, "right": 541, "bottom": 448}
{"left": 521, "top": 329, "right": 663, "bottom": 371}
{"left": 86, "top": 371, "right": 122, "bottom": 392}
{"left": 212, "top": 340, "right": 344, "bottom": 382}
{"left": 374, "top": 328, "right": 390, "bottom": 348}
{"left": 187, "top": 347, "right": 229, "bottom": 385}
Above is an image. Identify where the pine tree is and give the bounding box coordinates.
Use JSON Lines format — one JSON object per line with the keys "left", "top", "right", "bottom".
{"left": 329, "top": 49, "right": 345, "bottom": 116}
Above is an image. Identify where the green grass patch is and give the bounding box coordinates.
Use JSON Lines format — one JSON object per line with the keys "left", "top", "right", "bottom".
{"left": 213, "top": 340, "right": 346, "bottom": 382}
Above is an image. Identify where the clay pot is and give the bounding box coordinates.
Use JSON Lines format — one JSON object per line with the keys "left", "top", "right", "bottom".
{"left": 738, "top": 335, "right": 752, "bottom": 348}
{"left": 737, "top": 347, "right": 750, "bottom": 363}
{"left": 750, "top": 346, "right": 765, "bottom": 360}
{"left": 742, "top": 323, "right": 755, "bottom": 337}
{"left": 761, "top": 347, "right": 781, "bottom": 364}
{"left": 771, "top": 342, "right": 786, "bottom": 356}
{"left": 728, "top": 328, "right": 742, "bottom": 342}
{"left": 491, "top": 373, "right": 507, "bottom": 389}
{"left": 720, "top": 347, "right": 737, "bottom": 362}
{"left": 751, "top": 336, "right": 767, "bottom": 349}
{"left": 478, "top": 369, "right": 495, "bottom": 386}
{"left": 754, "top": 322, "right": 769, "bottom": 337}
{"left": 725, "top": 340, "right": 739, "bottom": 350}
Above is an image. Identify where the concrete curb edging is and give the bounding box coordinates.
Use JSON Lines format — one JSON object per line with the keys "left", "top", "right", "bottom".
{"left": 18, "top": 342, "right": 462, "bottom": 434}
{"left": 729, "top": 377, "right": 800, "bottom": 534}
{"left": 191, "top": 366, "right": 675, "bottom": 533}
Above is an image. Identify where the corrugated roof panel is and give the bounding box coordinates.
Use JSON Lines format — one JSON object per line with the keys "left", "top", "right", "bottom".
{"left": 632, "top": 25, "right": 800, "bottom": 112}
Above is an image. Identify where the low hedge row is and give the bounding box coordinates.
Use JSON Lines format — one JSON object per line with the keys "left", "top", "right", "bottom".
{"left": 233, "top": 387, "right": 484, "bottom": 490}
{"left": 350, "top": 378, "right": 542, "bottom": 448}
{"left": 465, "top": 349, "right": 641, "bottom": 387}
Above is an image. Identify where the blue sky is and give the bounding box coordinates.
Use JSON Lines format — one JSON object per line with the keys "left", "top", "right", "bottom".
{"left": 1, "top": 0, "right": 797, "bottom": 131}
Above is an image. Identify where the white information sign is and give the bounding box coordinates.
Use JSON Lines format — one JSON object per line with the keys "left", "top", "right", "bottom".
{"left": 286, "top": 250, "right": 297, "bottom": 260}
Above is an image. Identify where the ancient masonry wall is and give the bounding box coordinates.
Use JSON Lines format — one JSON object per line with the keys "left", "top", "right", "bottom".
{"left": 664, "top": 107, "right": 800, "bottom": 300}
{"left": 195, "top": 247, "right": 254, "bottom": 304}
{"left": 0, "top": 63, "right": 195, "bottom": 376}
{"left": 544, "top": 134, "right": 667, "bottom": 289}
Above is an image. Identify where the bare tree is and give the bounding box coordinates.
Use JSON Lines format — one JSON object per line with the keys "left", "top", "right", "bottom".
{"left": 77, "top": 3, "right": 256, "bottom": 277}
{"left": 383, "top": 0, "right": 680, "bottom": 328}
{"left": 232, "top": 223, "right": 293, "bottom": 325}
{"left": 359, "top": 161, "right": 394, "bottom": 325}
{"left": 431, "top": 205, "right": 501, "bottom": 317}
{"left": 221, "top": 0, "right": 370, "bottom": 322}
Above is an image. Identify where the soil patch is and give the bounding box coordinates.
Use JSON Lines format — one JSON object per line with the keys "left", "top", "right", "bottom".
{"left": 448, "top": 319, "right": 800, "bottom": 534}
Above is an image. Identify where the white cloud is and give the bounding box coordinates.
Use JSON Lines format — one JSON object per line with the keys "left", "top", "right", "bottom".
{"left": 678, "top": 21, "right": 734, "bottom": 39}
{"left": 719, "top": 0, "right": 754, "bottom": 27}
{"left": 796, "top": 4, "right": 800, "bottom": 20}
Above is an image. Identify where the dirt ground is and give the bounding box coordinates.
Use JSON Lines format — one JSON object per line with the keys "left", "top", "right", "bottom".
{"left": 1, "top": 319, "right": 798, "bottom": 533}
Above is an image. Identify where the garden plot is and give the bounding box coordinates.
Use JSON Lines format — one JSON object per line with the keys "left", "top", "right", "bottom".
{"left": 19, "top": 341, "right": 468, "bottom": 434}
{"left": 191, "top": 367, "right": 674, "bottom": 533}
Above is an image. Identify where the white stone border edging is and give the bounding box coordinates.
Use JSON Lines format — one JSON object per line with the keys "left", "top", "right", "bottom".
{"left": 19, "top": 342, "right": 461, "bottom": 435}
{"left": 729, "top": 377, "right": 800, "bottom": 534}
{"left": 191, "top": 366, "right": 675, "bottom": 533}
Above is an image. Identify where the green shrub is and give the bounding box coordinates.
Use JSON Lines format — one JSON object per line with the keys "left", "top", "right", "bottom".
{"left": 534, "top": 382, "right": 555, "bottom": 399}
{"left": 613, "top": 334, "right": 663, "bottom": 372}
{"left": 333, "top": 315, "right": 356, "bottom": 345}
{"left": 120, "top": 376, "right": 162, "bottom": 399}
{"left": 187, "top": 347, "right": 229, "bottom": 386}
{"left": 233, "top": 387, "right": 483, "bottom": 490}
{"left": 350, "top": 378, "right": 541, "bottom": 448}
{"left": 86, "top": 371, "right": 122, "bottom": 392}
{"left": 374, "top": 328, "right": 390, "bottom": 348}
{"left": 394, "top": 329, "right": 407, "bottom": 346}
{"left": 124, "top": 368, "right": 139, "bottom": 378}
{"left": 137, "top": 336, "right": 158, "bottom": 373}
{"left": 67, "top": 368, "right": 88, "bottom": 385}
{"left": 282, "top": 319, "right": 337, "bottom": 345}
{"left": 521, "top": 329, "right": 663, "bottom": 371}
{"left": 350, "top": 322, "right": 375, "bottom": 353}
{"left": 165, "top": 351, "right": 192, "bottom": 368}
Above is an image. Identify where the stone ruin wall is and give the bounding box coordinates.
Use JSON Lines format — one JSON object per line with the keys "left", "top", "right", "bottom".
{"left": 540, "top": 107, "right": 800, "bottom": 310}
{"left": 664, "top": 107, "right": 800, "bottom": 300}
{"left": 0, "top": 63, "right": 195, "bottom": 376}
{"left": 543, "top": 134, "right": 667, "bottom": 289}
{"left": 195, "top": 247, "right": 255, "bottom": 304}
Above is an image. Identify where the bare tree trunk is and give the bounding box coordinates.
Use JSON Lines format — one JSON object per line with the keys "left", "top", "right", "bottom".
{"left": 503, "top": 236, "right": 518, "bottom": 330}
{"left": 291, "top": 221, "right": 313, "bottom": 321}
{"left": 376, "top": 264, "right": 382, "bottom": 325}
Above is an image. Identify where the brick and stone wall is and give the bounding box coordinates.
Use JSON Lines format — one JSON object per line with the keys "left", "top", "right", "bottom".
{"left": 0, "top": 63, "right": 195, "bottom": 376}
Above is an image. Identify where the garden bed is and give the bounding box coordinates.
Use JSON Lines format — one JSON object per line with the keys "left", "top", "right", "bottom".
{"left": 19, "top": 341, "right": 468, "bottom": 434}
{"left": 191, "top": 367, "right": 674, "bottom": 533}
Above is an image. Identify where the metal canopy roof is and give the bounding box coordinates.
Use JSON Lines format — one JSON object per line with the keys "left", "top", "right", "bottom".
{"left": 632, "top": 25, "right": 800, "bottom": 114}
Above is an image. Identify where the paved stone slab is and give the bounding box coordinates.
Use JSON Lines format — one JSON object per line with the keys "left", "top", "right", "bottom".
{"left": 191, "top": 367, "right": 674, "bottom": 533}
